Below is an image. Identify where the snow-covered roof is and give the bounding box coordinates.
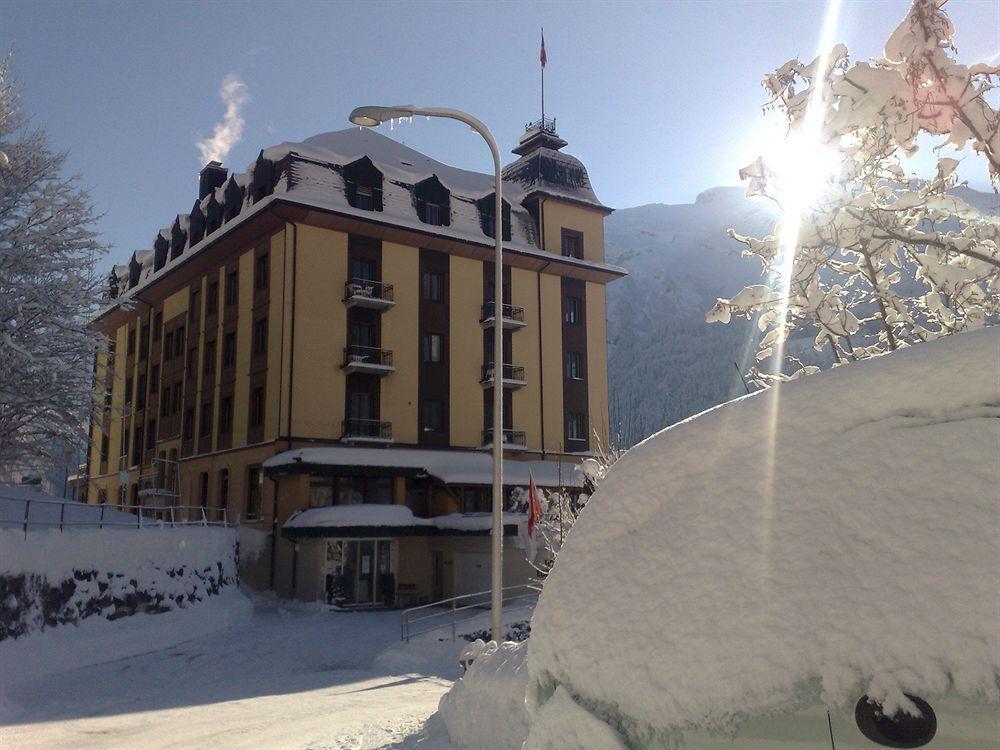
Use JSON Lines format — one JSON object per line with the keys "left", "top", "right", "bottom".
{"left": 528, "top": 327, "right": 1000, "bottom": 741}
{"left": 264, "top": 446, "right": 585, "bottom": 488}
{"left": 282, "top": 504, "right": 526, "bottom": 535}
{"left": 99, "top": 127, "right": 623, "bottom": 313}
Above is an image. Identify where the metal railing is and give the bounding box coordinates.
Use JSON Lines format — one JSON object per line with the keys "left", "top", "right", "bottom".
{"left": 342, "top": 418, "right": 393, "bottom": 442}
{"left": 481, "top": 362, "right": 525, "bottom": 385}
{"left": 482, "top": 427, "right": 527, "bottom": 449}
{"left": 480, "top": 301, "right": 525, "bottom": 325}
{"left": 343, "top": 278, "right": 394, "bottom": 304}
{"left": 525, "top": 116, "right": 557, "bottom": 134}
{"left": 343, "top": 345, "right": 394, "bottom": 369}
{"left": 400, "top": 584, "right": 536, "bottom": 642}
{"left": 0, "top": 494, "right": 232, "bottom": 539}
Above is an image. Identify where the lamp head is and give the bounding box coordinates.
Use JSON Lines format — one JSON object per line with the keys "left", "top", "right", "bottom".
{"left": 349, "top": 105, "right": 417, "bottom": 127}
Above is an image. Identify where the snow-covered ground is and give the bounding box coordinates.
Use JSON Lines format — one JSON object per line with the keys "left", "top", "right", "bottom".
{"left": 0, "top": 595, "right": 476, "bottom": 749}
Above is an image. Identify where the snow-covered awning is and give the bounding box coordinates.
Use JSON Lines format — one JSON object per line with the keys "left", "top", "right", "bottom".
{"left": 281, "top": 504, "right": 527, "bottom": 539}
{"left": 264, "top": 446, "right": 585, "bottom": 489}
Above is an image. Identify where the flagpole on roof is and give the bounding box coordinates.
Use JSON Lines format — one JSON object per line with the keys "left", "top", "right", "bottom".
{"left": 540, "top": 28, "right": 546, "bottom": 124}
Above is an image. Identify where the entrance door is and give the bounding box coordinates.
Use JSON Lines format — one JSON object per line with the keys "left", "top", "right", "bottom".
{"left": 456, "top": 552, "right": 491, "bottom": 604}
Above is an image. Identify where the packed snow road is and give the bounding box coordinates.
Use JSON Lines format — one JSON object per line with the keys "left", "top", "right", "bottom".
{"left": 0, "top": 597, "right": 461, "bottom": 749}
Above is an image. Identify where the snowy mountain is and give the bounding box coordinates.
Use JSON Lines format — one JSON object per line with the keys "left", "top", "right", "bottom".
{"left": 604, "top": 185, "right": 1000, "bottom": 446}
{"left": 604, "top": 186, "right": 778, "bottom": 445}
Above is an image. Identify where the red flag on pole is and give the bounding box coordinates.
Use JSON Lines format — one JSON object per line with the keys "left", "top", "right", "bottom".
{"left": 528, "top": 472, "right": 542, "bottom": 537}
{"left": 540, "top": 29, "right": 547, "bottom": 69}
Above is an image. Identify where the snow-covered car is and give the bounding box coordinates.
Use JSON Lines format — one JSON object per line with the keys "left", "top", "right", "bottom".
{"left": 524, "top": 329, "right": 999, "bottom": 749}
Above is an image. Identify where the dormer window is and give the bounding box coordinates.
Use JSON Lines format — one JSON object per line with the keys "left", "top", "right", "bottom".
{"left": 343, "top": 156, "right": 383, "bottom": 212}
{"left": 414, "top": 175, "right": 450, "bottom": 227}
{"left": 478, "top": 194, "right": 512, "bottom": 241}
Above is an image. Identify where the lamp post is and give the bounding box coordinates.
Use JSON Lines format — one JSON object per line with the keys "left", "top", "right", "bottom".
{"left": 349, "top": 105, "right": 505, "bottom": 643}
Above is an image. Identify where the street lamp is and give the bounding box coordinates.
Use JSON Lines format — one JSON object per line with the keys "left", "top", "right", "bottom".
{"left": 349, "top": 105, "right": 506, "bottom": 643}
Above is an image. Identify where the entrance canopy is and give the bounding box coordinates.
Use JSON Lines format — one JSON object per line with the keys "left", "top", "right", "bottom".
{"left": 282, "top": 504, "right": 526, "bottom": 539}
{"left": 264, "top": 446, "right": 585, "bottom": 488}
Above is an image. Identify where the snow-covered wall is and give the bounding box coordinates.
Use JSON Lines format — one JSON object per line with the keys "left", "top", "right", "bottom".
{"left": 0, "top": 526, "right": 240, "bottom": 641}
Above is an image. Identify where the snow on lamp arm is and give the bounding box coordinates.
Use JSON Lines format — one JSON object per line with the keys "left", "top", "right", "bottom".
{"left": 348, "top": 104, "right": 506, "bottom": 644}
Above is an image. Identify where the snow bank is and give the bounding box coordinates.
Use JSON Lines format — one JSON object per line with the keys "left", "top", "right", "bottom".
{"left": 439, "top": 640, "right": 531, "bottom": 750}
{"left": 1, "top": 526, "right": 240, "bottom": 641}
{"left": 0, "top": 587, "right": 251, "bottom": 691}
{"left": 524, "top": 686, "right": 628, "bottom": 750}
{"left": 528, "top": 328, "right": 1000, "bottom": 742}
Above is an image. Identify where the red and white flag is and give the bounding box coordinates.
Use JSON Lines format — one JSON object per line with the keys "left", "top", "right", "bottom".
{"left": 540, "top": 29, "right": 547, "bottom": 69}
{"left": 528, "top": 472, "right": 542, "bottom": 537}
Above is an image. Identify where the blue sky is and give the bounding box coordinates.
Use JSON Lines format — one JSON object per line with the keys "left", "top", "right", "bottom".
{"left": 4, "top": 0, "right": 997, "bottom": 266}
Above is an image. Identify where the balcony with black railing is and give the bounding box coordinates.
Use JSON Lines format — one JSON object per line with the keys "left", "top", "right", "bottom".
{"left": 480, "top": 301, "right": 526, "bottom": 330}
{"left": 480, "top": 362, "right": 526, "bottom": 389}
{"left": 343, "top": 278, "right": 395, "bottom": 310}
{"left": 342, "top": 345, "right": 394, "bottom": 376}
{"left": 342, "top": 418, "right": 393, "bottom": 444}
{"left": 481, "top": 427, "right": 527, "bottom": 451}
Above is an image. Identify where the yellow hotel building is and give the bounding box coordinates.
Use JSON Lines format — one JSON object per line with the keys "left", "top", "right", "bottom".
{"left": 85, "top": 121, "right": 625, "bottom": 604}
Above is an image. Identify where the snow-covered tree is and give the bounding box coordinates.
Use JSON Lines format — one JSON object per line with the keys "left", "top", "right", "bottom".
{"left": 708, "top": 0, "right": 999, "bottom": 384}
{"left": 0, "top": 57, "right": 107, "bottom": 471}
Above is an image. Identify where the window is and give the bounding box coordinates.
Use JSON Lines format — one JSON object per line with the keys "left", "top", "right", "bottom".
{"left": 136, "top": 373, "right": 146, "bottom": 410}
{"left": 225, "top": 270, "right": 238, "bottom": 306}
{"left": 133, "top": 426, "right": 143, "bottom": 461}
{"left": 309, "top": 477, "right": 335, "bottom": 508}
{"left": 218, "top": 468, "right": 229, "bottom": 510}
{"left": 153, "top": 312, "right": 162, "bottom": 341}
{"left": 206, "top": 281, "right": 219, "bottom": 315}
{"left": 125, "top": 376, "right": 133, "bottom": 405}
{"left": 255, "top": 253, "right": 269, "bottom": 290}
{"left": 222, "top": 332, "right": 236, "bottom": 368}
{"left": 355, "top": 184, "right": 375, "bottom": 210}
{"left": 122, "top": 428, "right": 129, "bottom": 456}
{"left": 175, "top": 326, "right": 185, "bottom": 358}
{"left": 368, "top": 477, "right": 393, "bottom": 504}
{"left": 127, "top": 328, "right": 136, "bottom": 356}
{"left": 567, "top": 412, "right": 587, "bottom": 441}
{"left": 140, "top": 324, "right": 150, "bottom": 359}
{"left": 561, "top": 229, "right": 584, "bottom": 259}
{"left": 246, "top": 466, "right": 262, "bottom": 520}
{"left": 249, "top": 386, "right": 265, "bottom": 427}
{"left": 160, "top": 388, "right": 170, "bottom": 417}
{"left": 349, "top": 322, "right": 376, "bottom": 348}
{"left": 423, "top": 202, "right": 443, "bottom": 225}
{"left": 351, "top": 258, "right": 376, "bottom": 282}
{"left": 200, "top": 402, "right": 213, "bottom": 438}
{"left": 163, "top": 331, "right": 174, "bottom": 360}
{"left": 190, "top": 289, "right": 201, "bottom": 322}
{"left": 146, "top": 419, "right": 156, "bottom": 450}
{"left": 187, "top": 348, "right": 197, "bottom": 379}
{"left": 100, "top": 435, "right": 109, "bottom": 460}
{"left": 183, "top": 408, "right": 194, "bottom": 440}
{"left": 173, "top": 383, "right": 183, "bottom": 413}
{"left": 199, "top": 472, "right": 209, "bottom": 507}
{"left": 219, "top": 397, "right": 233, "bottom": 434}
{"left": 252, "top": 318, "right": 267, "bottom": 356}
{"left": 422, "top": 333, "right": 442, "bottom": 363}
{"left": 422, "top": 399, "right": 444, "bottom": 433}
{"left": 564, "top": 296, "right": 583, "bottom": 325}
{"left": 204, "top": 340, "right": 216, "bottom": 374}
{"left": 347, "top": 391, "right": 373, "bottom": 421}
{"left": 462, "top": 487, "right": 488, "bottom": 513}
{"left": 421, "top": 272, "right": 444, "bottom": 302}
{"left": 150, "top": 364, "right": 159, "bottom": 391}
{"left": 566, "top": 351, "right": 585, "bottom": 380}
